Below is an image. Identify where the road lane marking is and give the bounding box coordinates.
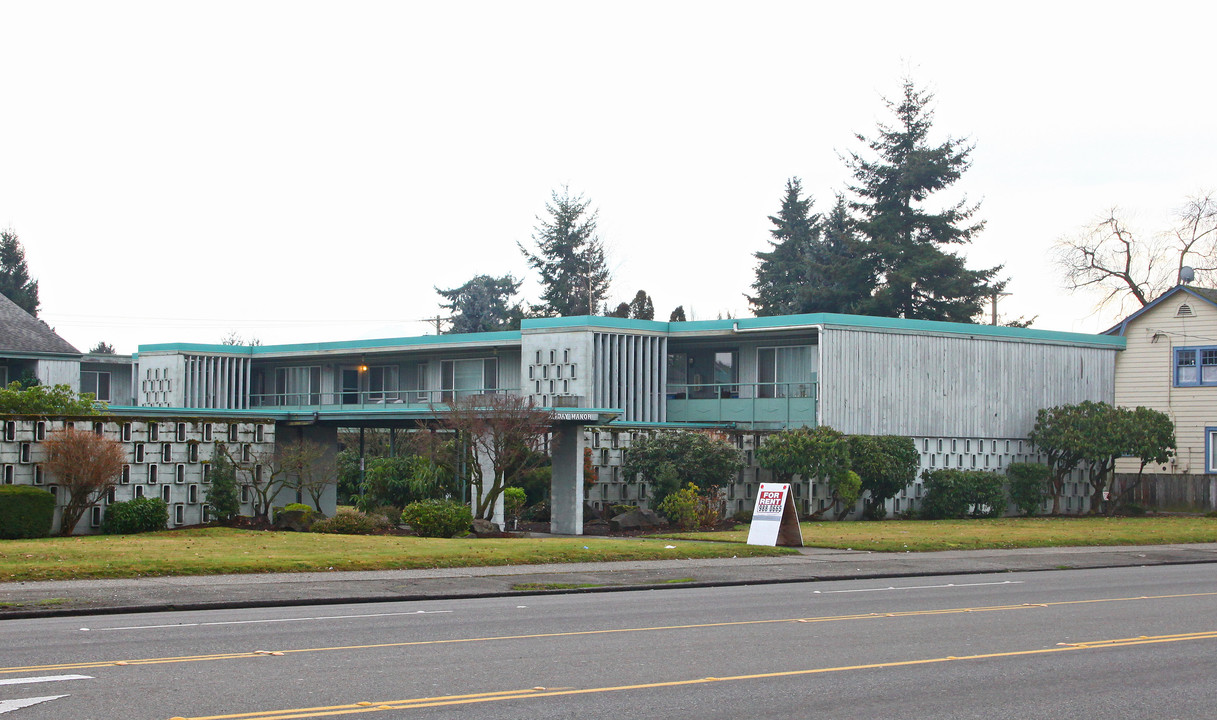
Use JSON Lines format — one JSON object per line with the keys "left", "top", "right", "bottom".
{"left": 173, "top": 630, "right": 1217, "bottom": 720}
{"left": 100, "top": 610, "right": 454, "bottom": 631}
{"left": 815, "top": 580, "right": 1023, "bottom": 594}
{"left": 0, "top": 695, "right": 67, "bottom": 714}
{"left": 5, "top": 590, "right": 1216, "bottom": 676}
{"left": 0, "top": 674, "right": 92, "bottom": 686}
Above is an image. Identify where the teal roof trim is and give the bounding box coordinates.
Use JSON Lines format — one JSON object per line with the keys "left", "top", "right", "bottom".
{"left": 138, "top": 330, "right": 522, "bottom": 356}
{"left": 524, "top": 312, "right": 1123, "bottom": 348}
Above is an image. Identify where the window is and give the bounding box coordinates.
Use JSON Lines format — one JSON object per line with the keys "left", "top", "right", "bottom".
{"left": 1208, "top": 428, "right": 1217, "bottom": 473}
{"left": 757, "top": 346, "right": 814, "bottom": 398}
{"left": 91, "top": 506, "right": 103, "bottom": 528}
{"left": 202, "top": 505, "right": 212, "bottom": 523}
{"left": 134, "top": 443, "right": 145, "bottom": 463}
{"left": 368, "top": 366, "right": 399, "bottom": 401}
{"left": 3, "top": 421, "right": 14, "bottom": 441}
{"left": 35, "top": 421, "right": 46, "bottom": 441}
{"left": 240, "top": 485, "right": 250, "bottom": 503}
{"left": 274, "top": 366, "right": 322, "bottom": 405}
{"left": 176, "top": 423, "right": 187, "bottom": 442}
{"left": 19, "top": 443, "right": 31, "bottom": 464}
{"left": 228, "top": 424, "right": 239, "bottom": 442}
{"left": 1176, "top": 346, "right": 1217, "bottom": 386}
{"left": 242, "top": 444, "right": 252, "bottom": 462}
{"left": 106, "top": 487, "right": 116, "bottom": 504}
{"left": 148, "top": 464, "right": 159, "bottom": 484}
{"left": 135, "top": 485, "right": 145, "bottom": 499}
{"left": 121, "top": 423, "right": 131, "bottom": 442}
{"left": 162, "top": 485, "right": 172, "bottom": 503}
{"left": 440, "top": 358, "right": 498, "bottom": 400}
{"left": 188, "top": 444, "right": 199, "bottom": 463}
{"left": 188, "top": 484, "right": 199, "bottom": 504}
{"left": 253, "top": 464, "right": 262, "bottom": 483}
{"left": 2, "top": 465, "right": 12, "bottom": 484}
{"left": 563, "top": 349, "right": 570, "bottom": 363}
{"left": 149, "top": 423, "right": 159, "bottom": 441}
{"left": 255, "top": 424, "right": 265, "bottom": 443}
{"left": 174, "top": 504, "right": 184, "bottom": 525}
{"left": 34, "top": 465, "right": 43, "bottom": 485}
{"left": 162, "top": 443, "right": 172, "bottom": 462}
{"left": 202, "top": 464, "right": 211, "bottom": 483}
{"left": 93, "top": 422, "right": 104, "bottom": 436}
{"left": 81, "top": 371, "right": 112, "bottom": 402}
{"left": 121, "top": 465, "right": 130, "bottom": 484}
{"left": 202, "top": 423, "right": 213, "bottom": 442}
{"left": 176, "top": 464, "right": 186, "bottom": 484}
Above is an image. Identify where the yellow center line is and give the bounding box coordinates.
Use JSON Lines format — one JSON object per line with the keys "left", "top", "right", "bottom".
{"left": 175, "top": 629, "right": 1217, "bottom": 720}
{"left": 4, "top": 590, "right": 1215, "bottom": 676}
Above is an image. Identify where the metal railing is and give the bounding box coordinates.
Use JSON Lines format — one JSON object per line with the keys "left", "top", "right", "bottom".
{"left": 249, "top": 387, "right": 522, "bottom": 409}
{"left": 665, "top": 381, "right": 817, "bottom": 400}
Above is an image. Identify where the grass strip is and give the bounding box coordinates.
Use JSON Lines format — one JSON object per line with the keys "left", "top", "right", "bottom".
{"left": 0, "top": 527, "right": 792, "bottom": 583}
{"left": 658, "top": 516, "right": 1217, "bottom": 551}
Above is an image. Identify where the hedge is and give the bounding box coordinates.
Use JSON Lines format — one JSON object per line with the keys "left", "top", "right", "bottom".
{"left": 102, "top": 497, "right": 169, "bottom": 535}
{"left": 0, "top": 486, "right": 55, "bottom": 539}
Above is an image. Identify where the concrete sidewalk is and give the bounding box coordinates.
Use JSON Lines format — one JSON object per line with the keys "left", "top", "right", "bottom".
{"left": 3, "top": 542, "right": 1217, "bottom": 620}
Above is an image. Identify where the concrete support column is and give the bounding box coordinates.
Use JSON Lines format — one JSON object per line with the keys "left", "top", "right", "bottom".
{"left": 550, "top": 424, "right": 585, "bottom": 535}
{"left": 474, "top": 437, "right": 505, "bottom": 529}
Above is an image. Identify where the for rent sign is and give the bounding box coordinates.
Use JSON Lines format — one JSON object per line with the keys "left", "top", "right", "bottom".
{"left": 746, "top": 482, "right": 804, "bottom": 547}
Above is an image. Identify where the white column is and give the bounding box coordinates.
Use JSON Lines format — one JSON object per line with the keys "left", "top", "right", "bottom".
{"left": 550, "top": 424, "right": 585, "bottom": 535}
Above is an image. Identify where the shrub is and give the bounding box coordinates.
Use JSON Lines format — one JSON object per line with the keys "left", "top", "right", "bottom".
{"left": 921, "top": 470, "right": 1006, "bottom": 519}
{"left": 658, "top": 483, "right": 700, "bottom": 531}
{"left": 401, "top": 499, "right": 473, "bottom": 538}
{"left": 101, "top": 497, "right": 169, "bottom": 535}
{"left": 504, "top": 487, "right": 528, "bottom": 527}
{"left": 1007, "top": 463, "right": 1050, "bottom": 516}
{"left": 732, "top": 508, "right": 753, "bottom": 524}
{"left": 284, "top": 502, "right": 313, "bottom": 513}
{"left": 1117, "top": 503, "right": 1147, "bottom": 517}
{"left": 310, "top": 508, "right": 390, "bottom": 535}
{"left": 0, "top": 486, "right": 55, "bottom": 539}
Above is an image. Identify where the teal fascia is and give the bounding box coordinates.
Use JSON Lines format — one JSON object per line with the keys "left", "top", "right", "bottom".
{"left": 138, "top": 330, "right": 523, "bottom": 356}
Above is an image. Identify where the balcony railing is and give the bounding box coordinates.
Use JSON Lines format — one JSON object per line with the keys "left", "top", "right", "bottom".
{"left": 249, "top": 387, "right": 522, "bottom": 410}
{"left": 665, "top": 381, "right": 817, "bottom": 427}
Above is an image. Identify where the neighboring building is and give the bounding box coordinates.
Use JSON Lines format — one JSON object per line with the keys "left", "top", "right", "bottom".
{"left": 0, "top": 292, "right": 83, "bottom": 389}
{"left": 0, "top": 416, "right": 281, "bottom": 534}
{"left": 1104, "top": 285, "right": 1217, "bottom": 510}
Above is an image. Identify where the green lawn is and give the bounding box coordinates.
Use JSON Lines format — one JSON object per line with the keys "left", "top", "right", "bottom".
{"left": 660, "top": 516, "right": 1217, "bottom": 552}
{"left": 0, "top": 527, "right": 793, "bottom": 582}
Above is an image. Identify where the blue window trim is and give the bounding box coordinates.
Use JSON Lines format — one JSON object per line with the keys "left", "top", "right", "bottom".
{"left": 1207, "top": 427, "right": 1217, "bottom": 474}
{"left": 1174, "top": 346, "right": 1217, "bottom": 387}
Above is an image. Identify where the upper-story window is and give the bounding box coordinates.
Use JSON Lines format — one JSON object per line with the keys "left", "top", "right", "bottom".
{"left": 368, "top": 366, "right": 399, "bottom": 401}
{"left": 441, "top": 358, "right": 497, "bottom": 401}
{"left": 758, "top": 346, "right": 815, "bottom": 398}
{"left": 274, "top": 366, "right": 322, "bottom": 406}
{"left": 1175, "top": 346, "right": 1217, "bottom": 386}
{"left": 80, "top": 371, "right": 111, "bottom": 402}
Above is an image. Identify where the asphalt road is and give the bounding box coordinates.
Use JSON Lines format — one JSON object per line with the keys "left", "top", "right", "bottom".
{"left": 2, "top": 564, "right": 1216, "bottom": 720}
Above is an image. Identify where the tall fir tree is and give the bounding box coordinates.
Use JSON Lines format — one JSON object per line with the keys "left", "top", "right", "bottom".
{"left": 847, "top": 79, "right": 1002, "bottom": 322}
{"left": 0, "top": 229, "right": 40, "bottom": 317}
{"left": 518, "top": 188, "right": 611, "bottom": 317}
{"left": 798, "top": 194, "right": 875, "bottom": 314}
{"left": 435, "top": 274, "right": 523, "bottom": 334}
{"left": 748, "top": 178, "right": 821, "bottom": 316}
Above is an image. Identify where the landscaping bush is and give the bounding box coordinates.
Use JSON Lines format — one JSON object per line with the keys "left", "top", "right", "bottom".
{"left": 921, "top": 470, "right": 1006, "bottom": 519}
{"left": 0, "top": 486, "right": 55, "bottom": 539}
{"left": 401, "top": 499, "right": 472, "bottom": 538}
{"left": 101, "top": 497, "right": 169, "bottom": 535}
{"left": 1007, "top": 462, "right": 1050, "bottom": 516}
{"left": 310, "top": 508, "right": 390, "bottom": 535}
{"left": 658, "top": 483, "right": 700, "bottom": 531}
{"left": 732, "top": 508, "right": 754, "bottom": 524}
{"left": 1117, "top": 503, "right": 1147, "bottom": 517}
{"left": 504, "top": 487, "right": 528, "bottom": 529}
{"left": 273, "top": 503, "right": 318, "bottom": 531}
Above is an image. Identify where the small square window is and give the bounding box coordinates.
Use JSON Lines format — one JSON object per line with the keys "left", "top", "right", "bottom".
{"left": 134, "top": 443, "right": 145, "bottom": 464}
{"left": 4, "top": 421, "right": 15, "bottom": 442}
{"left": 176, "top": 464, "right": 186, "bottom": 484}
{"left": 121, "top": 423, "right": 131, "bottom": 442}
{"left": 162, "top": 443, "right": 173, "bottom": 462}
{"left": 135, "top": 485, "right": 145, "bottom": 499}
{"left": 176, "top": 423, "right": 187, "bottom": 442}
{"left": 35, "top": 421, "right": 46, "bottom": 441}
{"left": 228, "top": 425, "right": 239, "bottom": 442}
{"left": 19, "top": 442, "right": 31, "bottom": 464}
{"left": 202, "top": 464, "right": 211, "bottom": 483}
{"left": 149, "top": 424, "right": 160, "bottom": 441}
{"left": 255, "top": 425, "right": 265, "bottom": 443}
{"left": 120, "top": 465, "right": 130, "bottom": 484}
{"left": 188, "top": 484, "right": 199, "bottom": 504}
{"left": 189, "top": 444, "right": 199, "bottom": 463}
{"left": 162, "top": 485, "right": 172, "bottom": 503}
{"left": 148, "top": 464, "right": 159, "bottom": 484}
{"left": 202, "top": 423, "right": 213, "bottom": 442}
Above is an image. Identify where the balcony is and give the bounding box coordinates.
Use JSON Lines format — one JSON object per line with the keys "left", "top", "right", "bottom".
{"left": 665, "top": 381, "right": 817, "bottom": 428}
{"left": 249, "top": 387, "right": 522, "bottom": 411}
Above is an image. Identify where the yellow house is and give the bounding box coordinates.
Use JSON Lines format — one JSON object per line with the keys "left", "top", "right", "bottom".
{"left": 1105, "top": 285, "right": 1217, "bottom": 510}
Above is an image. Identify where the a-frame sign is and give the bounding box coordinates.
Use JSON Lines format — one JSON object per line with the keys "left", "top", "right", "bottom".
{"left": 746, "top": 482, "right": 803, "bottom": 547}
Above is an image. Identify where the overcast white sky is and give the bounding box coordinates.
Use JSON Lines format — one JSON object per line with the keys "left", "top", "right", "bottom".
{"left": 1, "top": 1, "right": 1213, "bottom": 354}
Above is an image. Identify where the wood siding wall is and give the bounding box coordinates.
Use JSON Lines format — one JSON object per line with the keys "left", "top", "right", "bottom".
{"left": 1113, "top": 296, "right": 1217, "bottom": 475}
{"left": 820, "top": 328, "right": 1117, "bottom": 437}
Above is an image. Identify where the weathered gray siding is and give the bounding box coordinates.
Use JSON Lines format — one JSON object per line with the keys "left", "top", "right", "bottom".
{"left": 820, "top": 328, "right": 1116, "bottom": 437}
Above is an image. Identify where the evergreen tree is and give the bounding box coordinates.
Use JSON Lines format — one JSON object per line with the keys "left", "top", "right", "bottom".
{"left": 669, "top": 306, "right": 686, "bottom": 322}
{"left": 518, "top": 188, "right": 611, "bottom": 316}
{"left": 0, "top": 229, "right": 40, "bottom": 316}
{"left": 847, "top": 79, "right": 1002, "bottom": 322}
{"left": 89, "top": 342, "right": 116, "bottom": 354}
{"left": 627, "top": 290, "right": 655, "bottom": 320}
{"left": 748, "top": 178, "right": 820, "bottom": 316}
{"left": 435, "top": 274, "right": 523, "bottom": 334}
{"left": 205, "top": 446, "right": 242, "bottom": 523}
{"left": 608, "top": 302, "right": 631, "bottom": 318}
{"left": 799, "top": 194, "right": 875, "bottom": 314}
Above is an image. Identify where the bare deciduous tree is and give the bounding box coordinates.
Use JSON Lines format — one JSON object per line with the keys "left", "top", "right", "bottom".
{"left": 1055, "top": 193, "right": 1217, "bottom": 315}
{"left": 435, "top": 394, "right": 554, "bottom": 521}
{"left": 44, "top": 427, "right": 126, "bottom": 535}
{"left": 278, "top": 438, "right": 335, "bottom": 511}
